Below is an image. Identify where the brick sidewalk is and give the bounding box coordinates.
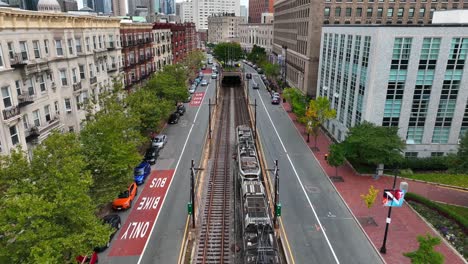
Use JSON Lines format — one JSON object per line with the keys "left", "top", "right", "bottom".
{"left": 281, "top": 101, "right": 466, "bottom": 264}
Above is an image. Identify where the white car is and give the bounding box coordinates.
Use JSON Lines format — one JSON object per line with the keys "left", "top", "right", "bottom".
{"left": 152, "top": 134, "right": 167, "bottom": 149}
{"left": 271, "top": 92, "right": 280, "bottom": 98}
{"left": 211, "top": 73, "right": 217, "bottom": 79}
{"left": 189, "top": 86, "right": 196, "bottom": 94}
{"left": 201, "top": 79, "right": 208, "bottom": 86}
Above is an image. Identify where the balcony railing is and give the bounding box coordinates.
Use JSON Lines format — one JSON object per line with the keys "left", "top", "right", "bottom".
{"left": 90, "top": 76, "right": 97, "bottom": 84}
{"left": 18, "top": 92, "right": 35, "bottom": 107}
{"left": 10, "top": 53, "right": 28, "bottom": 68}
{"left": 25, "top": 126, "right": 40, "bottom": 143}
{"left": 2, "top": 106, "right": 20, "bottom": 120}
{"left": 73, "top": 81, "right": 82, "bottom": 91}
{"left": 107, "top": 63, "right": 117, "bottom": 72}
{"left": 41, "top": 116, "right": 60, "bottom": 134}
{"left": 25, "top": 62, "right": 49, "bottom": 76}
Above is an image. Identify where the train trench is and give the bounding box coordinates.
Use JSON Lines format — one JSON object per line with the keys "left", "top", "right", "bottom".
{"left": 188, "top": 72, "right": 282, "bottom": 264}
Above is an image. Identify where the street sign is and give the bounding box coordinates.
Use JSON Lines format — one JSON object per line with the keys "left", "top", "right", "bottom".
{"left": 382, "top": 189, "right": 406, "bottom": 207}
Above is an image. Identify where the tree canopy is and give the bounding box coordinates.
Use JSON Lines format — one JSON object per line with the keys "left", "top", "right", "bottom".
{"left": 247, "top": 45, "right": 267, "bottom": 65}
{"left": 146, "top": 64, "right": 189, "bottom": 104}
{"left": 305, "top": 97, "right": 337, "bottom": 149}
{"left": 213, "top": 42, "right": 243, "bottom": 64}
{"left": 181, "top": 50, "right": 205, "bottom": 77}
{"left": 0, "top": 133, "right": 111, "bottom": 263}
{"left": 262, "top": 62, "right": 280, "bottom": 79}
{"left": 341, "top": 121, "right": 405, "bottom": 167}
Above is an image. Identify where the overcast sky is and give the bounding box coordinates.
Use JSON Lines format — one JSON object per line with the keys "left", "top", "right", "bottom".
{"left": 175, "top": 0, "right": 249, "bottom": 7}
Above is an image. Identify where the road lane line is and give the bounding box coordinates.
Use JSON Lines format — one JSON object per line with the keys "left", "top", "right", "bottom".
{"left": 255, "top": 88, "right": 341, "bottom": 264}
{"left": 279, "top": 217, "right": 296, "bottom": 264}
{"left": 137, "top": 82, "right": 211, "bottom": 264}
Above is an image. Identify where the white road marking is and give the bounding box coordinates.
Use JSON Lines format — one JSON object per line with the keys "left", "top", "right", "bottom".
{"left": 254, "top": 86, "right": 341, "bottom": 264}
{"left": 137, "top": 82, "right": 211, "bottom": 264}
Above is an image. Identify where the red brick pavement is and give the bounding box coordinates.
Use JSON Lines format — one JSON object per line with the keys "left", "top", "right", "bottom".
{"left": 281, "top": 100, "right": 466, "bottom": 264}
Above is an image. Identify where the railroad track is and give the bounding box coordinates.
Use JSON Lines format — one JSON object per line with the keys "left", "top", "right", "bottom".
{"left": 234, "top": 84, "right": 250, "bottom": 126}
{"left": 195, "top": 87, "right": 232, "bottom": 264}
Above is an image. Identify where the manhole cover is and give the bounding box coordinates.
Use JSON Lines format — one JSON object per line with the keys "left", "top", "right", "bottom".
{"left": 330, "top": 176, "right": 344, "bottom": 182}
{"left": 358, "top": 217, "right": 378, "bottom": 227}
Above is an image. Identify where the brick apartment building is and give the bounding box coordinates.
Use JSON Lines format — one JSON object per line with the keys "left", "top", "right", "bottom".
{"left": 153, "top": 22, "right": 196, "bottom": 64}
{"left": 120, "top": 22, "right": 155, "bottom": 90}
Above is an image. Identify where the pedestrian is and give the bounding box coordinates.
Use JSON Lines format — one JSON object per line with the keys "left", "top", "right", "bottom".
{"left": 324, "top": 153, "right": 329, "bottom": 161}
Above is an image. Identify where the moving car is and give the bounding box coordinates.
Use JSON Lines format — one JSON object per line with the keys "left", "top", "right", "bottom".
{"left": 94, "top": 214, "right": 122, "bottom": 252}
{"left": 211, "top": 73, "right": 217, "bottom": 79}
{"left": 134, "top": 161, "right": 151, "bottom": 185}
{"left": 201, "top": 79, "right": 208, "bottom": 86}
{"left": 144, "top": 147, "right": 159, "bottom": 165}
{"left": 168, "top": 112, "right": 180, "bottom": 124}
{"left": 176, "top": 104, "right": 186, "bottom": 115}
{"left": 76, "top": 252, "right": 98, "bottom": 264}
{"left": 252, "top": 81, "right": 259, "bottom": 89}
{"left": 152, "top": 134, "right": 167, "bottom": 149}
{"left": 271, "top": 96, "right": 281, "bottom": 105}
{"left": 112, "top": 182, "right": 138, "bottom": 210}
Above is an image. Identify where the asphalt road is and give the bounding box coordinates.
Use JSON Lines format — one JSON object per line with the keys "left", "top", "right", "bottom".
{"left": 243, "top": 64, "right": 383, "bottom": 264}
{"left": 99, "top": 71, "right": 215, "bottom": 264}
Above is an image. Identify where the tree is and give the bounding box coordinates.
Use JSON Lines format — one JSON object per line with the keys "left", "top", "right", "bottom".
{"left": 213, "top": 42, "right": 243, "bottom": 65}
{"left": 327, "top": 144, "right": 346, "bottom": 177}
{"left": 247, "top": 45, "right": 267, "bottom": 65}
{"left": 146, "top": 65, "right": 189, "bottom": 104}
{"left": 305, "top": 97, "right": 337, "bottom": 150}
{"left": 342, "top": 121, "right": 405, "bottom": 167}
{"left": 404, "top": 233, "right": 444, "bottom": 264}
{"left": 262, "top": 62, "right": 280, "bottom": 79}
{"left": 81, "top": 83, "right": 143, "bottom": 205}
{"left": 0, "top": 133, "right": 111, "bottom": 263}
{"left": 452, "top": 130, "right": 468, "bottom": 173}
{"left": 181, "top": 50, "right": 205, "bottom": 77}
{"left": 360, "top": 185, "right": 379, "bottom": 225}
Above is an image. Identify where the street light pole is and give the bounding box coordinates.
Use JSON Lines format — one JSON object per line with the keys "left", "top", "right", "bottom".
{"left": 190, "top": 160, "right": 195, "bottom": 228}
{"left": 249, "top": 99, "right": 257, "bottom": 139}
{"left": 273, "top": 160, "right": 279, "bottom": 228}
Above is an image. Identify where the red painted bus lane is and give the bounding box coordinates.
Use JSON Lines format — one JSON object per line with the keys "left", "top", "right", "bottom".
{"left": 108, "top": 170, "right": 174, "bottom": 257}
{"left": 189, "top": 92, "right": 205, "bottom": 107}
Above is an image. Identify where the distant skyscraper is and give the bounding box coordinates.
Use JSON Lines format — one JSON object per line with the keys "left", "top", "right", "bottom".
{"left": 128, "top": 0, "right": 148, "bottom": 15}
{"left": 161, "top": 0, "right": 174, "bottom": 14}
{"left": 86, "top": 0, "right": 93, "bottom": 9}
{"left": 95, "top": 0, "right": 111, "bottom": 13}
{"left": 20, "top": 0, "right": 39, "bottom": 10}
{"left": 249, "top": 0, "right": 273, "bottom": 23}
{"left": 112, "top": 0, "right": 126, "bottom": 15}
{"left": 179, "top": 0, "right": 192, "bottom": 23}
{"left": 175, "top": 2, "right": 180, "bottom": 16}
{"left": 240, "top": 5, "right": 247, "bottom": 18}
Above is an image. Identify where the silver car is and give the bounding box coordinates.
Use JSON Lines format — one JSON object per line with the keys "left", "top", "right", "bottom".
{"left": 152, "top": 134, "right": 167, "bottom": 149}
{"left": 201, "top": 79, "right": 208, "bottom": 86}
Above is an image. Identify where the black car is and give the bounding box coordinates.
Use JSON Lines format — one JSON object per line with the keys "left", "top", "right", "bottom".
{"left": 144, "top": 147, "right": 159, "bottom": 165}
{"left": 176, "top": 104, "right": 186, "bottom": 116}
{"left": 246, "top": 73, "right": 252, "bottom": 79}
{"left": 94, "top": 214, "right": 121, "bottom": 252}
{"left": 168, "top": 112, "right": 180, "bottom": 124}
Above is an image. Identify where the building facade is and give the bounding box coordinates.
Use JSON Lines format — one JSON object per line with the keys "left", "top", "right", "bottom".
{"left": 94, "top": 0, "right": 111, "bottom": 14}
{"left": 192, "top": 0, "right": 240, "bottom": 31}
{"left": 318, "top": 25, "right": 468, "bottom": 157}
{"left": 240, "top": 4, "right": 247, "bottom": 18}
{"left": 152, "top": 27, "right": 172, "bottom": 71}
{"left": 153, "top": 22, "right": 192, "bottom": 64}
{"left": 0, "top": 8, "right": 122, "bottom": 156}
{"left": 179, "top": 0, "right": 193, "bottom": 23}
{"left": 239, "top": 23, "right": 273, "bottom": 53}
{"left": 207, "top": 14, "right": 245, "bottom": 44}
{"left": 112, "top": 0, "right": 126, "bottom": 16}
{"left": 120, "top": 22, "right": 155, "bottom": 90}
{"left": 273, "top": 0, "right": 468, "bottom": 98}
{"left": 248, "top": 0, "right": 273, "bottom": 23}
{"left": 161, "top": 0, "right": 175, "bottom": 14}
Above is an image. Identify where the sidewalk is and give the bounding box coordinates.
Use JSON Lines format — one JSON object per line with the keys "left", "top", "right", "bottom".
{"left": 281, "top": 101, "right": 467, "bottom": 264}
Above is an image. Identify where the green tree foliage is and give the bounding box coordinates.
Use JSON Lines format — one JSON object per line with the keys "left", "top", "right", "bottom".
{"left": 126, "top": 87, "right": 174, "bottom": 135}
{"left": 247, "top": 45, "right": 267, "bottom": 65}
{"left": 282, "top": 87, "right": 307, "bottom": 117}
{"left": 213, "top": 42, "right": 243, "bottom": 64}
{"left": 146, "top": 65, "right": 189, "bottom": 104}
{"left": 81, "top": 83, "right": 143, "bottom": 205}
{"left": 181, "top": 50, "right": 205, "bottom": 77}
{"left": 327, "top": 143, "right": 346, "bottom": 176}
{"left": 452, "top": 131, "right": 468, "bottom": 173}
{"left": 262, "top": 62, "right": 280, "bottom": 79}
{"left": 0, "top": 133, "right": 111, "bottom": 263}
{"left": 305, "top": 97, "right": 337, "bottom": 149}
{"left": 404, "top": 233, "right": 444, "bottom": 264}
{"left": 342, "top": 121, "right": 405, "bottom": 167}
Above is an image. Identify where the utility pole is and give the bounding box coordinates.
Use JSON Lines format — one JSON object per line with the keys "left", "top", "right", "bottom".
{"left": 188, "top": 160, "right": 204, "bottom": 228}
{"left": 273, "top": 160, "right": 281, "bottom": 228}
{"left": 249, "top": 99, "right": 257, "bottom": 139}
{"left": 208, "top": 98, "right": 216, "bottom": 139}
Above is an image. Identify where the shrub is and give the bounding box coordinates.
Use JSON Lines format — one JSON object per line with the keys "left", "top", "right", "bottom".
{"left": 400, "top": 168, "right": 414, "bottom": 176}
{"left": 405, "top": 192, "right": 468, "bottom": 232}
{"left": 400, "top": 157, "right": 451, "bottom": 171}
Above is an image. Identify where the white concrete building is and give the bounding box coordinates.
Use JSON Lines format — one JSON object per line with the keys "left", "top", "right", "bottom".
{"left": 193, "top": 0, "right": 240, "bottom": 31}
{"left": 207, "top": 14, "right": 245, "bottom": 44}
{"left": 239, "top": 13, "right": 273, "bottom": 53}
{"left": 179, "top": 0, "right": 193, "bottom": 23}
{"left": 152, "top": 28, "right": 172, "bottom": 71}
{"left": 0, "top": 8, "right": 122, "bottom": 156}
{"left": 318, "top": 24, "right": 468, "bottom": 157}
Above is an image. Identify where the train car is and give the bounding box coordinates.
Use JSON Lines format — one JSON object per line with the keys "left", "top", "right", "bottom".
{"left": 241, "top": 181, "right": 280, "bottom": 264}
{"left": 236, "top": 125, "right": 261, "bottom": 182}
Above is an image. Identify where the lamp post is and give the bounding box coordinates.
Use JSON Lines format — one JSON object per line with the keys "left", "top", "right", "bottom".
{"left": 249, "top": 99, "right": 258, "bottom": 139}
{"left": 282, "top": 45, "right": 288, "bottom": 88}
{"left": 377, "top": 168, "right": 409, "bottom": 254}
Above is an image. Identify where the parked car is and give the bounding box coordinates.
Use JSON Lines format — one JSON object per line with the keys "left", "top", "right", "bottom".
{"left": 144, "top": 147, "right": 159, "bottom": 165}
{"left": 168, "top": 112, "right": 180, "bottom": 124}
{"left": 257, "top": 68, "right": 264, "bottom": 74}
{"left": 176, "top": 104, "right": 186, "bottom": 115}
{"left": 271, "top": 96, "right": 281, "bottom": 105}
{"left": 202, "top": 65, "right": 207, "bottom": 70}
{"left": 76, "top": 252, "right": 98, "bottom": 264}
{"left": 252, "top": 81, "right": 259, "bottom": 89}
{"left": 94, "top": 215, "right": 122, "bottom": 252}
{"left": 189, "top": 86, "right": 196, "bottom": 94}
{"left": 211, "top": 73, "right": 217, "bottom": 79}
{"left": 134, "top": 161, "right": 151, "bottom": 185}
{"left": 253, "top": 64, "right": 258, "bottom": 70}
{"left": 246, "top": 73, "right": 252, "bottom": 79}
{"left": 201, "top": 79, "right": 208, "bottom": 86}
{"left": 185, "top": 94, "right": 192, "bottom": 103}
{"left": 112, "top": 182, "right": 138, "bottom": 210}
{"left": 152, "top": 134, "right": 167, "bottom": 149}
{"left": 208, "top": 59, "right": 213, "bottom": 64}
{"left": 198, "top": 71, "right": 204, "bottom": 78}
{"left": 272, "top": 92, "right": 280, "bottom": 99}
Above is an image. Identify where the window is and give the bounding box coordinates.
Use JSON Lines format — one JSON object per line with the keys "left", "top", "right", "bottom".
{"left": 32, "top": 109, "right": 40, "bottom": 127}
{"left": 76, "top": 95, "right": 81, "bottom": 110}
{"left": 10, "top": 126, "right": 19, "bottom": 145}
{"left": 367, "top": 8, "right": 373, "bottom": 17}
{"left": 377, "top": 8, "right": 383, "bottom": 17}
{"left": 64, "top": 98, "right": 72, "bottom": 112}
{"left": 419, "top": 8, "right": 425, "bottom": 18}
{"left": 76, "top": 38, "right": 82, "bottom": 53}
{"left": 33, "top": 40, "right": 41, "bottom": 59}
{"left": 86, "top": 37, "right": 90, "bottom": 52}
{"left": 98, "top": 36, "right": 102, "bottom": 49}
{"left": 431, "top": 152, "right": 444, "bottom": 157}
{"left": 60, "top": 69, "right": 68, "bottom": 86}
{"left": 89, "top": 63, "right": 94, "bottom": 77}
{"left": 335, "top": 7, "right": 341, "bottom": 16}
{"left": 405, "top": 152, "right": 418, "bottom": 158}
{"left": 346, "top": 8, "right": 352, "bottom": 17}
{"left": 387, "top": 8, "right": 394, "bottom": 17}
{"left": 23, "top": 114, "right": 29, "bottom": 130}
{"left": 93, "top": 36, "right": 97, "bottom": 50}
{"left": 15, "top": 80, "right": 21, "bottom": 96}
{"left": 398, "top": 8, "right": 404, "bottom": 17}
{"left": 79, "top": 65, "right": 85, "bottom": 79}
{"left": 55, "top": 40, "right": 63, "bottom": 56}
{"left": 68, "top": 39, "right": 74, "bottom": 55}
{"left": 1, "top": 86, "right": 12, "bottom": 108}
{"left": 7, "top": 42, "right": 14, "bottom": 60}
{"left": 44, "top": 39, "right": 49, "bottom": 55}
{"left": 409, "top": 8, "right": 415, "bottom": 17}
{"left": 72, "top": 68, "right": 78, "bottom": 83}
{"left": 0, "top": 45, "right": 4, "bottom": 68}
{"left": 26, "top": 78, "right": 34, "bottom": 96}
{"left": 44, "top": 105, "right": 51, "bottom": 122}
{"left": 38, "top": 75, "right": 46, "bottom": 92}
{"left": 324, "top": 7, "right": 330, "bottom": 17}
{"left": 19, "top": 41, "right": 28, "bottom": 60}
{"left": 54, "top": 101, "right": 59, "bottom": 114}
